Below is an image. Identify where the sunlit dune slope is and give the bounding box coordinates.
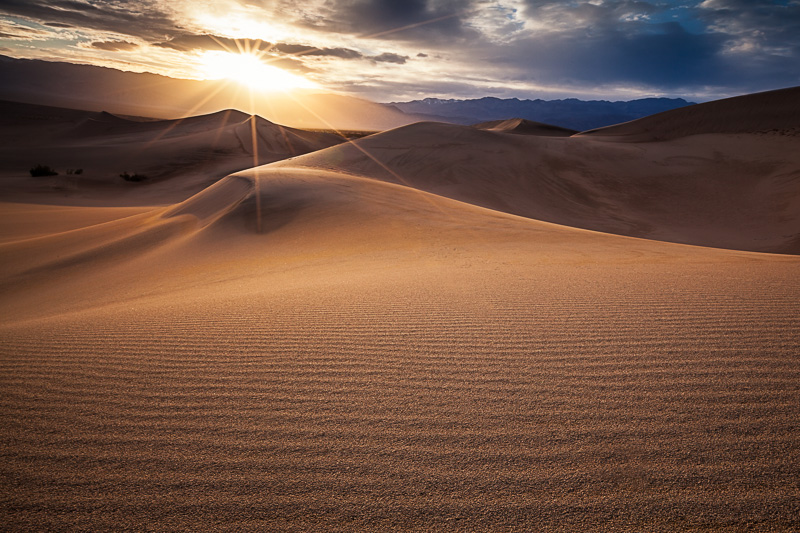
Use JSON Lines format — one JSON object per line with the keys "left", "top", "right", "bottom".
{"left": 577, "top": 85, "right": 800, "bottom": 141}
{"left": 1, "top": 163, "right": 800, "bottom": 531}
{"left": 473, "top": 118, "right": 577, "bottom": 136}
{"left": 0, "top": 100, "right": 345, "bottom": 203}
{"left": 1, "top": 163, "right": 796, "bottom": 324}
{"left": 276, "top": 112, "right": 800, "bottom": 254}
{"left": 0, "top": 167, "right": 691, "bottom": 322}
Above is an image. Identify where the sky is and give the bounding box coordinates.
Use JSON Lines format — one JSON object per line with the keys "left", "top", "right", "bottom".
{"left": 0, "top": 0, "right": 798, "bottom": 102}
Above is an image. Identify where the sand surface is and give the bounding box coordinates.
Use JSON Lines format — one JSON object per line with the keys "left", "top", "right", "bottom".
{"left": 2, "top": 92, "right": 800, "bottom": 531}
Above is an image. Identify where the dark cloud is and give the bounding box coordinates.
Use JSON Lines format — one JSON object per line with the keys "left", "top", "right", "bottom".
{"left": 694, "top": 0, "right": 800, "bottom": 48}
{"left": 482, "top": 0, "right": 800, "bottom": 97}
{"left": 154, "top": 34, "right": 365, "bottom": 61}
{"left": 296, "top": 0, "right": 480, "bottom": 42}
{"left": 271, "top": 43, "right": 364, "bottom": 59}
{"left": 370, "top": 52, "right": 408, "bottom": 64}
{"left": 43, "top": 22, "right": 73, "bottom": 28}
{"left": 417, "top": 53, "right": 428, "bottom": 57}
{"left": 0, "top": 0, "right": 178, "bottom": 40}
{"left": 490, "top": 22, "right": 724, "bottom": 88}
{"left": 153, "top": 34, "right": 240, "bottom": 53}
{"left": 90, "top": 40, "right": 138, "bottom": 52}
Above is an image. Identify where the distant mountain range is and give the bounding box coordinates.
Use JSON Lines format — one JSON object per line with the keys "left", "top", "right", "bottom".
{"left": 387, "top": 96, "right": 695, "bottom": 131}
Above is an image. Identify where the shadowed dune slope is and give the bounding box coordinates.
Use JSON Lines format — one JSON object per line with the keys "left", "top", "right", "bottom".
{"left": 276, "top": 116, "right": 800, "bottom": 254}
{"left": 1, "top": 165, "right": 800, "bottom": 531}
{"left": 473, "top": 118, "right": 577, "bottom": 136}
{"left": 0, "top": 100, "right": 345, "bottom": 204}
{"left": 577, "top": 86, "right": 800, "bottom": 141}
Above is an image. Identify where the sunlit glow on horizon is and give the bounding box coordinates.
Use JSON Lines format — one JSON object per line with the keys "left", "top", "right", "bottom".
{"left": 198, "top": 50, "right": 319, "bottom": 92}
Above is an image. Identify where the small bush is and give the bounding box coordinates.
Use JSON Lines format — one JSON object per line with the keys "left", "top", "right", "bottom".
{"left": 30, "top": 164, "right": 58, "bottom": 177}
{"left": 75, "top": 168, "right": 83, "bottom": 175}
{"left": 120, "top": 171, "right": 147, "bottom": 182}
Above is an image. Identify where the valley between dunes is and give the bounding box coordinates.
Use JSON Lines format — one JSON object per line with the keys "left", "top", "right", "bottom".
{"left": 1, "top": 89, "right": 799, "bottom": 531}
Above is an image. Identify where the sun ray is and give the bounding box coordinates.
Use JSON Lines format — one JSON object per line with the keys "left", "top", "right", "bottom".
{"left": 278, "top": 90, "right": 455, "bottom": 220}
{"left": 136, "top": 79, "right": 236, "bottom": 154}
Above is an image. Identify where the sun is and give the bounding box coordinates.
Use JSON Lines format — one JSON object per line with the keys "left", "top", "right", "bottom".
{"left": 199, "top": 50, "right": 318, "bottom": 92}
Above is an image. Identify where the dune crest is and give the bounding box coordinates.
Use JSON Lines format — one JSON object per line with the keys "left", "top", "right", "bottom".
{"left": 578, "top": 86, "right": 800, "bottom": 141}
{"left": 473, "top": 118, "right": 577, "bottom": 136}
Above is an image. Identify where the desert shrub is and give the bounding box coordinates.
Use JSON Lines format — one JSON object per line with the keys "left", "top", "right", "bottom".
{"left": 30, "top": 164, "right": 58, "bottom": 177}
{"left": 120, "top": 171, "right": 147, "bottom": 182}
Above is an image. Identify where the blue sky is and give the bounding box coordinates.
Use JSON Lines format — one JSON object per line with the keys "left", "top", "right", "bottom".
{"left": 0, "top": 0, "right": 798, "bottom": 101}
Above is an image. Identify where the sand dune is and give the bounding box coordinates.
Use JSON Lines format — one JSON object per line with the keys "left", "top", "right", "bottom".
{"left": 473, "top": 118, "right": 577, "bottom": 136}
{"left": 578, "top": 86, "right": 800, "bottom": 141}
{"left": 2, "top": 90, "right": 800, "bottom": 531}
{"left": 278, "top": 105, "right": 800, "bottom": 254}
{"left": 0, "top": 100, "right": 345, "bottom": 205}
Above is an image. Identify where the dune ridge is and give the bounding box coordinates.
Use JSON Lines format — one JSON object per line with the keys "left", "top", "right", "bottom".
{"left": 275, "top": 88, "right": 800, "bottom": 254}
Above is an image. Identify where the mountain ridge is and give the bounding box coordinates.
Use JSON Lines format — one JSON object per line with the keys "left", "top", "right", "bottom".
{"left": 388, "top": 95, "right": 695, "bottom": 131}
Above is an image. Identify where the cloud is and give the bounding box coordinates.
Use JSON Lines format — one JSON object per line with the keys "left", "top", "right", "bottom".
{"left": 695, "top": 0, "right": 800, "bottom": 56}
{"left": 467, "top": 0, "right": 800, "bottom": 97}
{"left": 154, "top": 34, "right": 366, "bottom": 61}
{"left": 370, "top": 52, "right": 408, "bottom": 63}
{"left": 89, "top": 40, "right": 139, "bottom": 52}
{"left": 292, "top": 0, "right": 481, "bottom": 42}
{"left": 0, "top": 19, "right": 53, "bottom": 40}
{"left": 271, "top": 43, "right": 364, "bottom": 59}
{"left": 483, "top": 21, "right": 724, "bottom": 88}
{"left": 0, "top": 0, "right": 178, "bottom": 40}
{"left": 153, "top": 34, "right": 239, "bottom": 53}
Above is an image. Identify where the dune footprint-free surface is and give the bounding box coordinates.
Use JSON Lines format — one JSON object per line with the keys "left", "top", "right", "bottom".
{"left": 2, "top": 89, "right": 800, "bottom": 531}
